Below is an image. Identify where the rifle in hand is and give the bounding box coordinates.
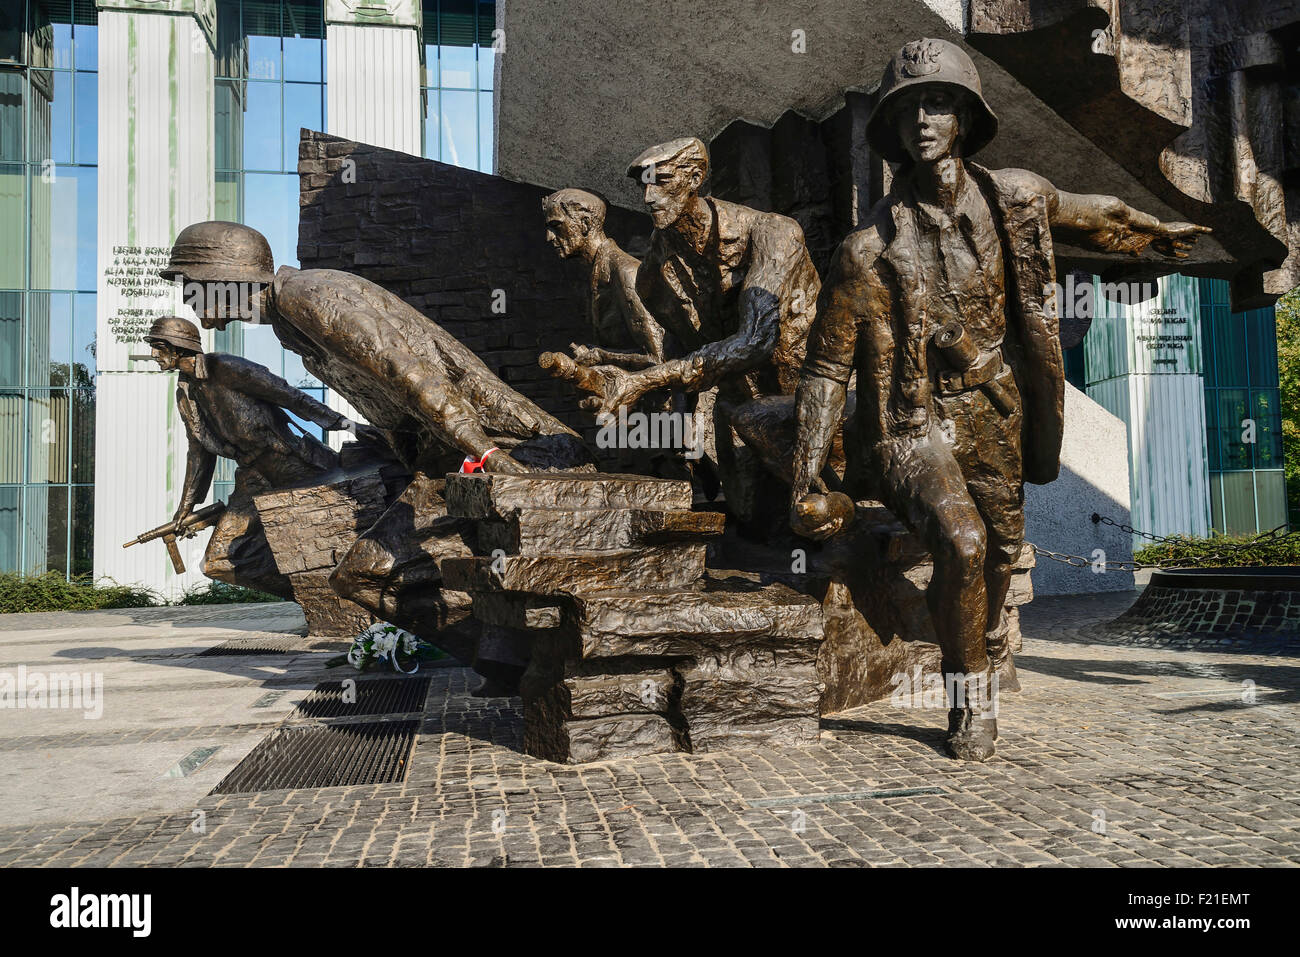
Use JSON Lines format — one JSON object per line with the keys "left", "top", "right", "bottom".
{"left": 123, "top": 502, "right": 226, "bottom": 574}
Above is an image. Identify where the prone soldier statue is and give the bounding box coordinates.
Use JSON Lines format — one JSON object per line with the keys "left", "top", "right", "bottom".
{"left": 791, "top": 38, "right": 1209, "bottom": 761}
{"left": 138, "top": 316, "right": 351, "bottom": 598}
{"left": 159, "top": 222, "right": 592, "bottom": 691}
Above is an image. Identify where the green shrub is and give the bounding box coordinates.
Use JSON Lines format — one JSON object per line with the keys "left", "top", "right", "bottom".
{"left": 0, "top": 572, "right": 162, "bottom": 614}
{"left": 1134, "top": 532, "right": 1300, "bottom": 569}
{"left": 174, "top": 581, "right": 285, "bottom": 605}
{"left": 0, "top": 573, "right": 285, "bottom": 613}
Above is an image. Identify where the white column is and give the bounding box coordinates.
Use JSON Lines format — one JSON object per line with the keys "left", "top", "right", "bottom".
{"left": 1085, "top": 274, "right": 1213, "bottom": 541}
{"left": 93, "top": 0, "right": 216, "bottom": 597}
{"left": 325, "top": 0, "right": 422, "bottom": 157}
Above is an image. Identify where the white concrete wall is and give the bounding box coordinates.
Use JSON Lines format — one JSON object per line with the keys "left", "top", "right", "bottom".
{"left": 93, "top": 8, "right": 215, "bottom": 597}
{"left": 1025, "top": 383, "right": 1136, "bottom": 595}
{"left": 326, "top": 24, "right": 421, "bottom": 157}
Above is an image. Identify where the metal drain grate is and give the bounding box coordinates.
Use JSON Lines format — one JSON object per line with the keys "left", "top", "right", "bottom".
{"left": 209, "top": 721, "right": 418, "bottom": 793}
{"left": 292, "top": 677, "right": 431, "bottom": 719}
{"left": 198, "top": 637, "right": 340, "bottom": 657}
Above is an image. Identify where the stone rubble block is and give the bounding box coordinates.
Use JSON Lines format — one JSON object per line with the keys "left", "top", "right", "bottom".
{"left": 441, "top": 545, "right": 709, "bottom": 595}
{"left": 254, "top": 468, "right": 389, "bottom": 637}
{"left": 563, "top": 669, "right": 678, "bottom": 718}
{"left": 477, "top": 506, "right": 724, "bottom": 554}
{"left": 446, "top": 472, "right": 827, "bottom": 763}
{"left": 525, "top": 710, "right": 681, "bottom": 764}
{"left": 568, "top": 582, "right": 823, "bottom": 658}
{"left": 471, "top": 591, "right": 564, "bottom": 630}
{"left": 445, "top": 471, "right": 693, "bottom": 519}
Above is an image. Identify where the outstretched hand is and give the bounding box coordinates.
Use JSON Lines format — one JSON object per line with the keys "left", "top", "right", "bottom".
{"left": 593, "top": 369, "right": 653, "bottom": 419}
{"left": 481, "top": 450, "right": 527, "bottom": 474}
{"left": 1147, "top": 222, "right": 1211, "bottom": 259}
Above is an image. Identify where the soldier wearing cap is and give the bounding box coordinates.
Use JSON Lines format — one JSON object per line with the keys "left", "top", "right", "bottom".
{"left": 542, "top": 188, "right": 665, "bottom": 369}
{"left": 144, "top": 316, "right": 347, "bottom": 598}
{"left": 159, "top": 222, "right": 592, "bottom": 693}
{"left": 790, "top": 38, "right": 1209, "bottom": 761}
{"left": 574, "top": 137, "right": 821, "bottom": 523}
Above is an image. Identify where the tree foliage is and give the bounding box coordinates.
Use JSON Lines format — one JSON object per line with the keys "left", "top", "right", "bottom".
{"left": 1277, "top": 287, "right": 1300, "bottom": 527}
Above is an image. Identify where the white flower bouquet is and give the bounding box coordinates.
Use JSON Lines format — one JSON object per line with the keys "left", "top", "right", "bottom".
{"left": 346, "top": 621, "right": 424, "bottom": 674}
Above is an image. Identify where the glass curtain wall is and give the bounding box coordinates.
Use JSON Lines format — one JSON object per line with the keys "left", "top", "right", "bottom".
{"left": 212, "top": 0, "right": 326, "bottom": 501}
{"left": 0, "top": 0, "right": 97, "bottom": 577}
{"left": 421, "top": 0, "right": 494, "bottom": 172}
{"left": 1199, "top": 277, "right": 1289, "bottom": 535}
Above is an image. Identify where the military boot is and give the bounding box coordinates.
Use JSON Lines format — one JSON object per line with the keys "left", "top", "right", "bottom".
{"left": 945, "top": 670, "right": 998, "bottom": 761}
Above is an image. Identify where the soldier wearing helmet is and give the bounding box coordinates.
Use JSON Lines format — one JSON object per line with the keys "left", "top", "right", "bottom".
{"left": 158, "top": 222, "right": 592, "bottom": 694}
{"left": 790, "top": 38, "right": 1210, "bottom": 761}
{"left": 144, "top": 316, "right": 348, "bottom": 598}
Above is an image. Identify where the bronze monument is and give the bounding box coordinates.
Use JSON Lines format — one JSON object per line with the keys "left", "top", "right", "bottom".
{"left": 790, "top": 38, "right": 1209, "bottom": 761}
{"left": 159, "top": 222, "right": 593, "bottom": 689}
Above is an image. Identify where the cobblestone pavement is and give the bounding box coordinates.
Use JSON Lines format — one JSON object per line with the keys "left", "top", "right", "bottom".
{"left": 1, "top": 590, "right": 1298, "bottom": 867}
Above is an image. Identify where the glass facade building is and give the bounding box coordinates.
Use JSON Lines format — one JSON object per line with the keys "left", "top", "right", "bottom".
{"left": 1198, "top": 277, "right": 1288, "bottom": 535}
{"left": 1, "top": 0, "right": 499, "bottom": 577}
{"left": 0, "top": 0, "right": 99, "bottom": 577}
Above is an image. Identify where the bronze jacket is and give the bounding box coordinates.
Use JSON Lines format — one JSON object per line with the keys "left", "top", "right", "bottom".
{"left": 636, "top": 197, "right": 821, "bottom": 403}
{"left": 269, "top": 266, "right": 580, "bottom": 471}
{"left": 805, "top": 164, "right": 1065, "bottom": 487}
{"left": 176, "top": 352, "right": 340, "bottom": 505}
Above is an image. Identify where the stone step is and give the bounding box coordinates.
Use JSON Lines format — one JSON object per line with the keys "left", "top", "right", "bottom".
{"left": 441, "top": 544, "right": 708, "bottom": 595}
{"left": 567, "top": 580, "right": 824, "bottom": 659}
{"left": 445, "top": 471, "right": 693, "bottom": 519}
{"left": 471, "top": 591, "right": 563, "bottom": 630}
{"left": 524, "top": 712, "right": 680, "bottom": 764}
{"left": 477, "top": 506, "right": 724, "bottom": 554}
{"left": 684, "top": 715, "right": 822, "bottom": 752}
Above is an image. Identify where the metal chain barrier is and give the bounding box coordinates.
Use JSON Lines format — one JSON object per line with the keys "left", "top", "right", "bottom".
{"left": 1031, "top": 515, "right": 1299, "bottom": 573}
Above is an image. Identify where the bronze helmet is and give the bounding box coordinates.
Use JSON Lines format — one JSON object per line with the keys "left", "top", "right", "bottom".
{"left": 866, "top": 38, "right": 998, "bottom": 163}
{"left": 144, "top": 316, "right": 203, "bottom": 354}
{"left": 159, "top": 221, "right": 276, "bottom": 284}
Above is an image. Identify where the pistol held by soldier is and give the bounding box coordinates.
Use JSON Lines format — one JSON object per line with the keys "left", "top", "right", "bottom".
{"left": 790, "top": 38, "right": 1209, "bottom": 763}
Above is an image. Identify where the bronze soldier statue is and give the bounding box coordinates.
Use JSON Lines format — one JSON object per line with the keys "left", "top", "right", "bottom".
{"left": 143, "top": 316, "right": 348, "bottom": 598}
{"left": 561, "top": 137, "right": 822, "bottom": 523}
{"left": 791, "top": 38, "right": 1209, "bottom": 761}
{"left": 542, "top": 188, "right": 665, "bottom": 369}
{"left": 160, "top": 223, "right": 592, "bottom": 689}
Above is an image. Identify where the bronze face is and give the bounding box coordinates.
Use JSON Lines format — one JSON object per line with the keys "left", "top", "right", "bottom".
{"left": 641, "top": 160, "right": 703, "bottom": 229}
{"left": 892, "top": 86, "right": 967, "bottom": 164}
{"left": 147, "top": 340, "right": 184, "bottom": 372}
{"left": 544, "top": 210, "right": 586, "bottom": 258}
